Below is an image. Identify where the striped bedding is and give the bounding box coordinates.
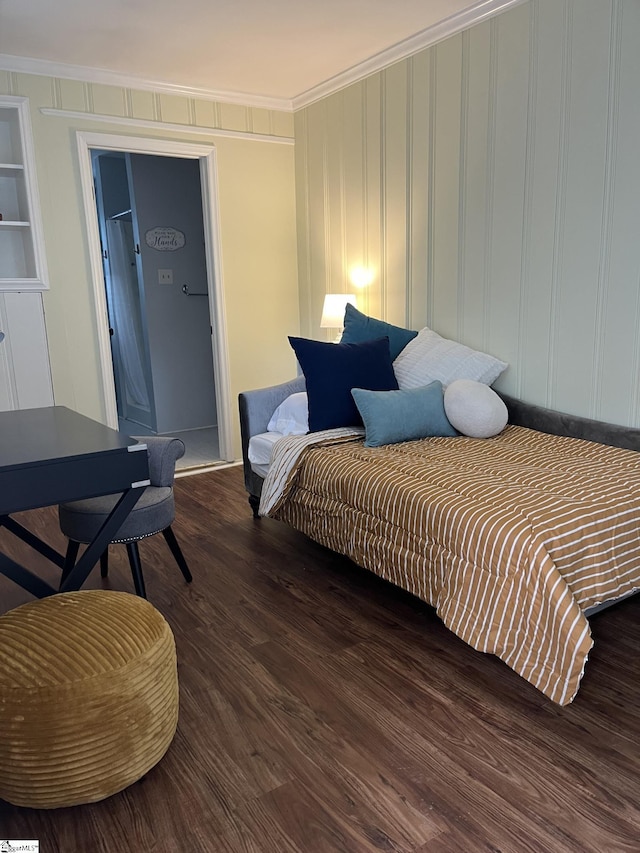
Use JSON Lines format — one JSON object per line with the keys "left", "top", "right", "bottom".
{"left": 259, "top": 425, "right": 640, "bottom": 705}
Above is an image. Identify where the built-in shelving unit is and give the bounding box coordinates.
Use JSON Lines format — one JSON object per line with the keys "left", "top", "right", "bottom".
{"left": 0, "top": 96, "right": 53, "bottom": 411}
{"left": 0, "top": 96, "right": 49, "bottom": 290}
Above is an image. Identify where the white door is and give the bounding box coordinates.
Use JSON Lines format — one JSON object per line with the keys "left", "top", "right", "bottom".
{"left": 76, "top": 131, "right": 233, "bottom": 463}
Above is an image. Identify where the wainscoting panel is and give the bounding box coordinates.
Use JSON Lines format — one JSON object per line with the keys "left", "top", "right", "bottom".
{"left": 364, "top": 75, "right": 383, "bottom": 322}
{"left": 407, "top": 51, "right": 431, "bottom": 331}
{"left": 552, "top": 1, "right": 612, "bottom": 418}
{"left": 484, "top": 5, "right": 530, "bottom": 376}
{"left": 517, "top": 1, "right": 565, "bottom": 404}
{"left": 431, "top": 33, "right": 462, "bottom": 338}
{"left": 591, "top": 0, "right": 640, "bottom": 427}
{"left": 342, "top": 83, "right": 367, "bottom": 314}
{"left": 294, "top": 0, "right": 640, "bottom": 426}
{"left": 382, "top": 62, "right": 410, "bottom": 328}
{"left": 459, "top": 21, "right": 491, "bottom": 355}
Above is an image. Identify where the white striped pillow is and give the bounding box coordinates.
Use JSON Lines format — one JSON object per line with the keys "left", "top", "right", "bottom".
{"left": 393, "top": 327, "right": 507, "bottom": 390}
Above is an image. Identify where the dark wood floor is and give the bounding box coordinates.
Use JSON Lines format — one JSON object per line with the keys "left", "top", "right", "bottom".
{"left": 2, "top": 465, "right": 640, "bottom": 852}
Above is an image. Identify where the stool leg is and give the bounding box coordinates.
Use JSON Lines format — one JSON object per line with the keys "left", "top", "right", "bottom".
{"left": 100, "top": 549, "right": 109, "bottom": 578}
{"left": 162, "top": 526, "right": 193, "bottom": 583}
{"left": 126, "top": 542, "right": 147, "bottom": 599}
{"left": 60, "top": 540, "right": 80, "bottom": 587}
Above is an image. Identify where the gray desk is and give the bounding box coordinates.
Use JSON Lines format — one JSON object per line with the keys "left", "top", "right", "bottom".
{"left": 0, "top": 406, "right": 150, "bottom": 598}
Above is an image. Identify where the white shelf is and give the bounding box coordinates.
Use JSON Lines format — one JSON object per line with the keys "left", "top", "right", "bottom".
{"left": 0, "top": 97, "right": 48, "bottom": 290}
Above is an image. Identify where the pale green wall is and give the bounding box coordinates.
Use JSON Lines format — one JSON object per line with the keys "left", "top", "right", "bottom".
{"left": 0, "top": 71, "right": 300, "bottom": 457}
{"left": 294, "top": 0, "right": 640, "bottom": 427}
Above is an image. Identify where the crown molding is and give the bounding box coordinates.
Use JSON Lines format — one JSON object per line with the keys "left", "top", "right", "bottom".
{"left": 1, "top": 0, "right": 526, "bottom": 115}
{"left": 40, "top": 108, "right": 294, "bottom": 144}
{"left": 292, "top": 0, "right": 528, "bottom": 109}
{"left": 0, "top": 53, "right": 294, "bottom": 112}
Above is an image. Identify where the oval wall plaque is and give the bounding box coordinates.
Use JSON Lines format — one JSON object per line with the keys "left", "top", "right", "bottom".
{"left": 145, "top": 226, "right": 186, "bottom": 251}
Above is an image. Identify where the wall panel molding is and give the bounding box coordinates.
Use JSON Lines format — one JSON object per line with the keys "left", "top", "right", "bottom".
{"left": 457, "top": 31, "right": 470, "bottom": 343}
{"left": 361, "top": 83, "right": 370, "bottom": 317}
{"left": 39, "top": 107, "right": 294, "bottom": 144}
{"left": 547, "top": 1, "right": 572, "bottom": 410}
{"left": 482, "top": 18, "right": 499, "bottom": 352}
{"left": 405, "top": 58, "right": 414, "bottom": 325}
{"left": 294, "top": 0, "right": 640, "bottom": 426}
{"left": 338, "top": 93, "right": 348, "bottom": 299}
{"left": 322, "top": 102, "right": 332, "bottom": 295}
{"left": 516, "top": 0, "right": 538, "bottom": 399}
{"left": 379, "top": 72, "right": 388, "bottom": 320}
{"left": 407, "top": 50, "right": 431, "bottom": 330}
{"left": 592, "top": 0, "right": 622, "bottom": 417}
{"left": 426, "top": 50, "right": 437, "bottom": 325}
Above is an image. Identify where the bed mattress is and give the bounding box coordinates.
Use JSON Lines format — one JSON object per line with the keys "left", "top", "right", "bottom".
{"left": 248, "top": 431, "right": 284, "bottom": 478}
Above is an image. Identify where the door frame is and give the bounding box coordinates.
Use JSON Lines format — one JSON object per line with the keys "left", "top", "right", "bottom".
{"left": 76, "top": 131, "right": 233, "bottom": 462}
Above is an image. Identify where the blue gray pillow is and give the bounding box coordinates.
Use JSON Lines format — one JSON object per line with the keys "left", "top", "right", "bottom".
{"left": 289, "top": 335, "right": 398, "bottom": 432}
{"left": 340, "top": 304, "right": 417, "bottom": 360}
{"left": 351, "top": 381, "right": 457, "bottom": 447}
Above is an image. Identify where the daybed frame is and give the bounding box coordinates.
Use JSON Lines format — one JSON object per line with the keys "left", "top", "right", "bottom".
{"left": 239, "top": 377, "right": 640, "bottom": 618}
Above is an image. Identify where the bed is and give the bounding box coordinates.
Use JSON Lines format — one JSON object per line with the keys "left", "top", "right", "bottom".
{"left": 239, "top": 373, "right": 640, "bottom": 706}
{"left": 239, "top": 305, "right": 640, "bottom": 705}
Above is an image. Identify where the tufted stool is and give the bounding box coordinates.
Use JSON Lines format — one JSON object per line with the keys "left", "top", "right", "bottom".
{"left": 0, "top": 590, "right": 179, "bottom": 809}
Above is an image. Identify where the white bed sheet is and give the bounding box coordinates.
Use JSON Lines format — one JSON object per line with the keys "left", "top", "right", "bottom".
{"left": 248, "top": 431, "right": 284, "bottom": 478}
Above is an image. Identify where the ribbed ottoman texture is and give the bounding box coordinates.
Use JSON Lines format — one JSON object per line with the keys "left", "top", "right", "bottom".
{"left": 0, "top": 590, "right": 178, "bottom": 809}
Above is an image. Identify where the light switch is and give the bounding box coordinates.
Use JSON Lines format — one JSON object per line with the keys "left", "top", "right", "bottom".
{"left": 158, "top": 269, "right": 173, "bottom": 284}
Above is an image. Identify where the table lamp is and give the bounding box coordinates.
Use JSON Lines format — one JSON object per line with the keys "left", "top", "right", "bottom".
{"left": 320, "top": 294, "right": 356, "bottom": 341}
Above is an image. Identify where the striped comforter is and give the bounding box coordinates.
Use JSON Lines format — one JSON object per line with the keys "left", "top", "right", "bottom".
{"left": 260, "top": 425, "right": 640, "bottom": 704}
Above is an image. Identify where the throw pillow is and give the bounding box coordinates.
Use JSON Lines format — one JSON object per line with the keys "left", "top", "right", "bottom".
{"left": 393, "top": 327, "right": 508, "bottom": 390}
{"left": 288, "top": 336, "right": 398, "bottom": 432}
{"left": 340, "top": 303, "right": 418, "bottom": 361}
{"left": 351, "top": 381, "right": 457, "bottom": 447}
{"left": 444, "top": 379, "right": 508, "bottom": 438}
{"left": 267, "top": 392, "right": 309, "bottom": 435}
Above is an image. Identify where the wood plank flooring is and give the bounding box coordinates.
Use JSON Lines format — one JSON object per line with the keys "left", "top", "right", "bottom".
{"left": 1, "top": 465, "right": 640, "bottom": 851}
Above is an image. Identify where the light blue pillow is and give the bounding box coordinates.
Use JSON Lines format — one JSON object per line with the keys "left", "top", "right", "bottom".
{"left": 351, "top": 381, "right": 457, "bottom": 448}
{"left": 340, "top": 303, "right": 417, "bottom": 361}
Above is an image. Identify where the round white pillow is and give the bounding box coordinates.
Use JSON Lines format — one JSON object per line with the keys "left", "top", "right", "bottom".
{"left": 444, "top": 379, "right": 508, "bottom": 438}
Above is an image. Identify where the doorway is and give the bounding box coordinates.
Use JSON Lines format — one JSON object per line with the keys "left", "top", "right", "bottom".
{"left": 76, "top": 132, "right": 233, "bottom": 470}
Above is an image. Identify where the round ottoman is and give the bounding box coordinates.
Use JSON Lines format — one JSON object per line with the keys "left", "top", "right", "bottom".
{"left": 0, "top": 590, "right": 178, "bottom": 809}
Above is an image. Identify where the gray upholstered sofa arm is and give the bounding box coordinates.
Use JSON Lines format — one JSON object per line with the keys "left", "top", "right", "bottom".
{"left": 238, "top": 376, "right": 306, "bottom": 512}
{"left": 499, "top": 393, "right": 640, "bottom": 451}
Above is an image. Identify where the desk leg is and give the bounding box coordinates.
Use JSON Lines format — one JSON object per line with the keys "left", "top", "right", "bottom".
{"left": 0, "top": 553, "right": 57, "bottom": 598}
{"left": 58, "top": 487, "right": 145, "bottom": 593}
{"left": 0, "top": 515, "right": 66, "bottom": 569}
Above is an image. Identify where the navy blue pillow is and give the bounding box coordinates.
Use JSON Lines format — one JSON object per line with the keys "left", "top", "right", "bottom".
{"left": 340, "top": 303, "right": 418, "bottom": 360}
{"left": 288, "top": 336, "right": 399, "bottom": 432}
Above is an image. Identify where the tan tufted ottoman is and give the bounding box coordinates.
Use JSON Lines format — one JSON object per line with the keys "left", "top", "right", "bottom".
{"left": 0, "top": 590, "right": 179, "bottom": 809}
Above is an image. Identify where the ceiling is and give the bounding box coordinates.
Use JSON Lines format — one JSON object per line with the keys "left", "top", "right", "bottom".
{"left": 0, "top": 0, "right": 518, "bottom": 108}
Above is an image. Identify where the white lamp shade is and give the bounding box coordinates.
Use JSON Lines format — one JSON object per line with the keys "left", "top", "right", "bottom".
{"left": 320, "top": 293, "right": 356, "bottom": 328}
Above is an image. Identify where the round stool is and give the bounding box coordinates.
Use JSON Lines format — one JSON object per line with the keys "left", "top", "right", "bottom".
{"left": 0, "top": 590, "right": 178, "bottom": 809}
